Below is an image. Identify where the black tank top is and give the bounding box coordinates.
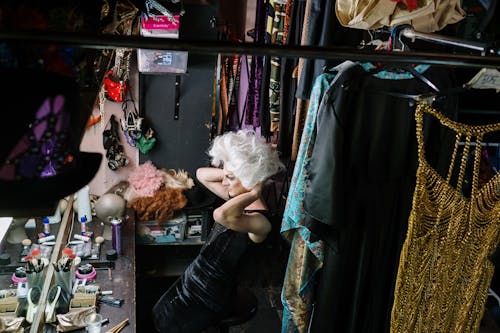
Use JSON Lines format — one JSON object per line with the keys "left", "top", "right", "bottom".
{"left": 179, "top": 222, "right": 249, "bottom": 312}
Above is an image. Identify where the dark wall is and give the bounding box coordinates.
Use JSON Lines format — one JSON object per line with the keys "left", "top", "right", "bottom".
{"left": 218, "top": 0, "right": 248, "bottom": 39}
{"left": 139, "top": 2, "right": 218, "bottom": 176}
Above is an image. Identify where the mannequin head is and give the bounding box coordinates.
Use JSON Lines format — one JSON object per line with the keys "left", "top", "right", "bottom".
{"left": 209, "top": 129, "right": 285, "bottom": 190}
{"left": 94, "top": 193, "right": 126, "bottom": 221}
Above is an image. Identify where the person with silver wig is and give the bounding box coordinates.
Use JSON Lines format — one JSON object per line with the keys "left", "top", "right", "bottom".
{"left": 153, "top": 129, "right": 285, "bottom": 333}
{"left": 208, "top": 129, "right": 285, "bottom": 191}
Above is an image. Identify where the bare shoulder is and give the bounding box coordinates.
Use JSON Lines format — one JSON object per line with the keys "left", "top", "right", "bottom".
{"left": 243, "top": 211, "right": 272, "bottom": 243}
{"left": 244, "top": 198, "right": 268, "bottom": 211}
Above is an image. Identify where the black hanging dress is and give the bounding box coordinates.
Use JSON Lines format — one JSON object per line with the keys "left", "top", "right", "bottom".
{"left": 304, "top": 64, "right": 459, "bottom": 333}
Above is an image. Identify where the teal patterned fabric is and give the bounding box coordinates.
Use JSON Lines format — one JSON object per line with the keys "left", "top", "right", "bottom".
{"left": 359, "top": 62, "right": 430, "bottom": 80}
{"left": 280, "top": 72, "right": 334, "bottom": 333}
{"left": 280, "top": 71, "right": 334, "bottom": 249}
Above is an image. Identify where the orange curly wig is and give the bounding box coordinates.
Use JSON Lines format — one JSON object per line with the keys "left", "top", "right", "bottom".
{"left": 127, "top": 187, "right": 188, "bottom": 223}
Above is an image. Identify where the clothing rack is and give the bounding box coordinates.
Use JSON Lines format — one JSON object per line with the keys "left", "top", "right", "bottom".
{"left": 397, "top": 25, "right": 499, "bottom": 56}
{"left": 458, "top": 142, "right": 500, "bottom": 147}
{"left": 1, "top": 30, "right": 499, "bottom": 69}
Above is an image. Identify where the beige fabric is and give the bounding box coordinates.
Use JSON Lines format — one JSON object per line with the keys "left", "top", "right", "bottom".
{"left": 56, "top": 306, "right": 97, "bottom": 332}
{"left": 0, "top": 316, "right": 24, "bottom": 333}
{"left": 335, "top": 0, "right": 465, "bottom": 32}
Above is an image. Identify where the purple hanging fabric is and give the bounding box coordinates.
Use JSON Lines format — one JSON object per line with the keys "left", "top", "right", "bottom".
{"left": 238, "top": 56, "right": 261, "bottom": 137}
{"left": 245, "top": 0, "right": 267, "bottom": 128}
{"left": 227, "top": 56, "right": 241, "bottom": 131}
{"left": 238, "top": 55, "right": 252, "bottom": 131}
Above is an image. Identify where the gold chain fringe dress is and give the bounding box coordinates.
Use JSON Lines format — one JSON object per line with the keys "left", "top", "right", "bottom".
{"left": 391, "top": 103, "right": 500, "bottom": 333}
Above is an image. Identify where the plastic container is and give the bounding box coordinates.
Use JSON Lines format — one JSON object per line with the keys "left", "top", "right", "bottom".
{"left": 80, "top": 216, "right": 87, "bottom": 235}
{"left": 137, "top": 49, "right": 188, "bottom": 73}
{"left": 76, "top": 185, "right": 92, "bottom": 223}
{"left": 164, "top": 212, "right": 187, "bottom": 241}
{"left": 43, "top": 217, "right": 51, "bottom": 236}
{"left": 138, "top": 14, "right": 187, "bottom": 74}
{"left": 110, "top": 218, "right": 122, "bottom": 255}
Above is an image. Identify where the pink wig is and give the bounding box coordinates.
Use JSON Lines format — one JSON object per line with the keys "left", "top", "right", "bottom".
{"left": 128, "top": 161, "right": 164, "bottom": 197}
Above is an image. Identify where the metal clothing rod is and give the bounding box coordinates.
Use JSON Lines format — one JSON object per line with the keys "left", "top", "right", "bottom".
{"left": 1, "top": 31, "right": 500, "bottom": 69}
{"left": 458, "top": 142, "right": 500, "bottom": 147}
{"left": 401, "top": 26, "right": 498, "bottom": 56}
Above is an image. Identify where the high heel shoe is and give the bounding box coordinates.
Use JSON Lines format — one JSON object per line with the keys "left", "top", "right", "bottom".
{"left": 103, "top": 115, "right": 128, "bottom": 171}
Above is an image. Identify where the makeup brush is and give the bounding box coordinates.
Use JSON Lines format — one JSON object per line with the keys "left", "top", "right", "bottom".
{"left": 91, "top": 236, "right": 105, "bottom": 259}
{"left": 21, "top": 239, "right": 32, "bottom": 253}
{"left": 30, "top": 249, "right": 42, "bottom": 272}
{"left": 61, "top": 248, "right": 73, "bottom": 259}
{"left": 95, "top": 236, "right": 105, "bottom": 247}
{"left": 30, "top": 249, "right": 41, "bottom": 260}
{"left": 20, "top": 239, "right": 32, "bottom": 261}
{"left": 73, "top": 256, "right": 81, "bottom": 267}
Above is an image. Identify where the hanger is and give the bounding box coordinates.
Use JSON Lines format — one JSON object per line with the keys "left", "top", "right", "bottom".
{"left": 391, "top": 25, "right": 413, "bottom": 52}
{"left": 358, "top": 29, "right": 391, "bottom": 51}
{"left": 489, "top": 288, "right": 500, "bottom": 307}
{"left": 360, "top": 25, "right": 445, "bottom": 98}
{"left": 364, "top": 62, "right": 440, "bottom": 94}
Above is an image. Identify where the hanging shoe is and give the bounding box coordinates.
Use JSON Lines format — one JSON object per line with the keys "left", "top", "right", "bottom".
{"left": 103, "top": 115, "right": 128, "bottom": 171}
{"left": 121, "top": 98, "right": 143, "bottom": 147}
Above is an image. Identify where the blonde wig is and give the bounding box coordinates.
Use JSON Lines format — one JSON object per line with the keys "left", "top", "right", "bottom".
{"left": 208, "top": 129, "right": 285, "bottom": 189}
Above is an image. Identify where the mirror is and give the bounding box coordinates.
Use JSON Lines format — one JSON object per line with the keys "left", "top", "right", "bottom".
{"left": 1, "top": 0, "right": 499, "bottom": 332}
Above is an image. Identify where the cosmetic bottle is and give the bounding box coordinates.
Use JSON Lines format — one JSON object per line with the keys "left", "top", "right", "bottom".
{"left": 43, "top": 217, "right": 51, "bottom": 236}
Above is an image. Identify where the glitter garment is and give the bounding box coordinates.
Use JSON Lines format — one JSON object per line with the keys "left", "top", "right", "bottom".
{"left": 391, "top": 103, "right": 500, "bottom": 333}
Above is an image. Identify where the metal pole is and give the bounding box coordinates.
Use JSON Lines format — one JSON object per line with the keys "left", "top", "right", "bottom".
{"left": 1, "top": 30, "right": 499, "bottom": 68}
{"left": 401, "top": 27, "right": 491, "bottom": 54}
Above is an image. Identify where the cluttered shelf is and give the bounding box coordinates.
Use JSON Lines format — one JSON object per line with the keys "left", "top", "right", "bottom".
{"left": 135, "top": 207, "right": 214, "bottom": 247}
{"left": 57, "top": 208, "right": 136, "bottom": 333}
{"left": 0, "top": 217, "right": 61, "bottom": 278}
{"left": 43, "top": 208, "right": 136, "bottom": 333}
{"left": 0, "top": 217, "right": 64, "bottom": 326}
{"left": 0, "top": 204, "right": 136, "bottom": 332}
{"left": 135, "top": 206, "right": 215, "bottom": 278}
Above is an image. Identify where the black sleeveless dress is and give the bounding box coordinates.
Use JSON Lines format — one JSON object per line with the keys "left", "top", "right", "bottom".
{"left": 152, "top": 222, "right": 250, "bottom": 333}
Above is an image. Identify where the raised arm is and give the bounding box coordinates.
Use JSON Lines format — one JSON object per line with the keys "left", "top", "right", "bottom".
{"left": 212, "top": 183, "right": 271, "bottom": 243}
{"left": 196, "top": 167, "right": 229, "bottom": 200}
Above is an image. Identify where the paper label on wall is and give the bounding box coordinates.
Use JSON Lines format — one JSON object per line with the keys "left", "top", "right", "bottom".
{"left": 464, "top": 68, "right": 500, "bottom": 92}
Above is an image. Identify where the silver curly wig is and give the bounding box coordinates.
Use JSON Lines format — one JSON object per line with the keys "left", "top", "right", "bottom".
{"left": 208, "top": 129, "right": 285, "bottom": 189}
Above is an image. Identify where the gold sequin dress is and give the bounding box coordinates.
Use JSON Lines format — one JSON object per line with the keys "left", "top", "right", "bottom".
{"left": 391, "top": 103, "right": 500, "bottom": 333}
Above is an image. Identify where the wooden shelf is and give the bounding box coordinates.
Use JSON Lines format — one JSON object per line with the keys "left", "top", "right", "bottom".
{"left": 138, "top": 237, "right": 205, "bottom": 246}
